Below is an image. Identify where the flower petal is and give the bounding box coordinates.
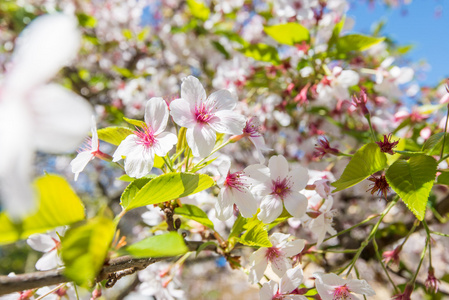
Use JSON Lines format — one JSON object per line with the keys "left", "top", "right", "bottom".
{"left": 258, "top": 195, "right": 283, "bottom": 224}
{"left": 280, "top": 265, "right": 304, "bottom": 294}
{"left": 209, "top": 110, "right": 245, "bottom": 135}
{"left": 249, "top": 248, "right": 268, "bottom": 284}
{"left": 27, "top": 234, "right": 56, "bottom": 252}
{"left": 153, "top": 132, "right": 177, "bottom": 157}
{"left": 206, "top": 89, "right": 237, "bottom": 111}
{"left": 231, "top": 188, "right": 258, "bottom": 218}
{"left": 186, "top": 125, "right": 216, "bottom": 157}
{"left": 145, "top": 97, "right": 169, "bottom": 135}
{"left": 283, "top": 239, "right": 305, "bottom": 257}
{"left": 283, "top": 192, "right": 307, "bottom": 219}
{"left": 70, "top": 151, "right": 95, "bottom": 181}
{"left": 244, "top": 164, "right": 270, "bottom": 184}
{"left": 288, "top": 166, "right": 309, "bottom": 192}
{"left": 260, "top": 281, "right": 278, "bottom": 300}
{"left": 35, "top": 250, "right": 59, "bottom": 271}
{"left": 30, "top": 84, "right": 93, "bottom": 153}
{"left": 123, "top": 145, "right": 155, "bottom": 178}
{"left": 215, "top": 188, "right": 234, "bottom": 221}
{"left": 113, "top": 135, "right": 139, "bottom": 162}
{"left": 268, "top": 155, "right": 289, "bottom": 181}
{"left": 181, "top": 76, "right": 207, "bottom": 107}
{"left": 270, "top": 255, "right": 291, "bottom": 278}
{"left": 169, "top": 98, "right": 196, "bottom": 128}
{"left": 90, "top": 116, "right": 99, "bottom": 151}
{"left": 347, "top": 278, "right": 376, "bottom": 296}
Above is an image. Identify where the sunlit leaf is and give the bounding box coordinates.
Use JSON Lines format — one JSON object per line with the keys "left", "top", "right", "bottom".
{"left": 0, "top": 174, "right": 85, "bottom": 245}
{"left": 126, "top": 232, "right": 188, "bottom": 257}
{"left": 264, "top": 23, "right": 309, "bottom": 46}
{"left": 120, "top": 178, "right": 153, "bottom": 208}
{"left": 386, "top": 155, "right": 437, "bottom": 221}
{"left": 239, "top": 218, "right": 271, "bottom": 247}
{"left": 437, "top": 171, "right": 449, "bottom": 186}
{"left": 337, "top": 34, "right": 385, "bottom": 52}
{"left": 241, "top": 43, "right": 280, "bottom": 65}
{"left": 123, "top": 117, "right": 146, "bottom": 128}
{"left": 174, "top": 204, "right": 214, "bottom": 229}
{"left": 187, "top": 0, "right": 210, "bottom": 21}
{"left": 97, "top": 126, "right": 133, "bottom": 146}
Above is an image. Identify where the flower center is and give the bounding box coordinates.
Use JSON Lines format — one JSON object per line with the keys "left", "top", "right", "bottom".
{"left": 134, "top": 125, "right": 156, "bottom": 148}
{"left": 265, "top": 246, "right": 282, "bottom": 262}
{"left": 195, "top": 103, "right": 213, "bottom": 123}
{"left": 224, "top": 172, "right": 249, "bottom": 192}
{"left": 243, "top": 118, "right": 262, "bottom": 137}
{"left": 271, "top": 177, "right": 292, "bottom": 199}
{"left": 333, "top": 285, "right": 351, "bottom": 300}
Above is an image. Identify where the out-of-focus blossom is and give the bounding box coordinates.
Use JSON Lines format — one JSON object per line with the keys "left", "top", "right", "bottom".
{"left": 375, "top": 59, "right": 414, "bottom": 98}
{"left": 0, "top": 14, "right": 92, "bottom": 220}
{"left": 113, "top": 97, "right": 177, "bottom": 178}
{"left": 249, "top": 233, "right": 305, "bottom": 284}
{"left": 170, "top": 76, "right": 245, "bottom": 157}
{"left": 27, "top": 228, "right": 65, "bottom": 271}
{"left": 382, "top": 245, "right": 402, "bottom": 266}
{"left": 314, "top": 137, "right": 340, "bottom": 159}
{"left": 259, "top": 265, "right": 307, "bottom": 300}
{"left": 137, "top": 262, "right": 185, "bottom": 300}
{"left": 241, "top": 117, "right": 271, "bottom": 163}
{"left": 313, "top": 272, "right": 376, "bottom": 300}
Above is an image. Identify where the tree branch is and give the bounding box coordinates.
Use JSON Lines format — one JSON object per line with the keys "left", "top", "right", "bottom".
{"left": 0, "top": 241, "right": 216, "bottom": 296}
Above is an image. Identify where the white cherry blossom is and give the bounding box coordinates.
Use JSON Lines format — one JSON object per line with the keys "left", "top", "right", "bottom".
{"left": 260, "top": 265, "right": 308, "bottom": 300}
{"left": 113, "top": 97, "right": 177, "bottom": 178}
{"left": 27, "top": 228, "right": 65, "bottom": 271}
{"left": 313, "top": 272, "right": 376, "bottom": 300}
{"left": 170, "top": 76, "right": 245, "bottom": 157}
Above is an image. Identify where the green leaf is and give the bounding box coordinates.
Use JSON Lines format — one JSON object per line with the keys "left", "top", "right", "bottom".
{"left": 61, "top": 216, "right": 115, "bottom": 286}
{"left": 187, "top": 0, "right": 210, "bottom": 21}
{"left": 337, "top": 34, "right": 385, "bottom": 52}
{"left": 228, "top": 215, "right": 247, "bottom": 239}
{"left": 327, "top": 17, "right": 345, "bottom": 49}
{"left": 112, "top": 66, "right": 133, "bottom": 78}
{"left": 422, "top": 132, "right": 448, "bottom": 155}
{"left": 97, "top": 126, "right": 133, "bottom": 146}
{"left": 121, "top": 178, "right": 153, "bottom": 208}
{"left": 196, "top": 241, "right": 217, "bottom": 257}
{"left": 385, "top": 155, "right": 437, "bottom": 221}
{"left": 386, "top": 136, "right": 405, "bottom": 166}
{"left": 0, "top": 174, "right": 85, "bottom": 245}
{"left": 211, "top": 40, "right": 231, "bottom": 59}
{"left": 263, "top": 23, "right": 309, "bottom": 46}
{"left": 126, "top": 232, "right": 188, "bottom": 257}
{"left": 174, "top": 204, "right": 214, "bottom": 229}
{"left": 437, "top": 172, "right": 449, "bottom": 186}
{"left": 240, "top": 218, "right": 272, "bottom": 247}
{"left": 77, "top": 13, "right": 97, "bottom": 28}
{"left": 332, "top": 143, "right": 388, "bottom": 192}
{"left": 241, "top": 43, "right": 280, "bottom": 65}
{"left": 123, "top": 173, "right": 215, "bottom": 211}
{"left": 123, "top": 117, "right": 146, "bottom": 128}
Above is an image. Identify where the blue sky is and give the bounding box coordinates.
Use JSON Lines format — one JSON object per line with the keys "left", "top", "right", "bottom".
{"left": 347, "top": 0, "right": 449, "bottom": 86}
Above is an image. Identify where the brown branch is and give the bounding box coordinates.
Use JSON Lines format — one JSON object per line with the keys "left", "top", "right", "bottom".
{"left": 0, "top": 241, "right": 216, "bottom": 296}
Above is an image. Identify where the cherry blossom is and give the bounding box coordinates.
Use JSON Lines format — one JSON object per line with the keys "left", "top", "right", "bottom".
{"left": 170, "top": 76, "right": 246, "bottom": 157}
{"left": 313, "top": 272, "right": 376, "bottom": 300}
{"left": 241, "top": 117, "right": 272, "bottom": 163}
{"left": 249, "top": 233, "right": 305, "bottom": 284}
{"left": 259, "top": 265, "right": 308, "bottom": 300}
{"left": 246, "top": 155, "right": 309, "bottom": 224}
{"left": 27, "top": 228, "right": 65, "bottom": 271}
{"left": 0, "top": 14, "right": 92, "bottom": 220}
{"left": 113, "top": 97, "right": 177, "bottom": 178}
{"left": 315, "top": 66, "right": 360, "bottom": 107}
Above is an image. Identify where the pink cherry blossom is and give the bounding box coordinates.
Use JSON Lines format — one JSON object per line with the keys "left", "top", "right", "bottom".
{"left": 249, "top": 233, "right": 305, "bottom": 284}
{"left": 113, "top": 97, "right": 177, "bottom": 178}
{"left": 170, "top": 76, "right": 245, "bottom": 157}
{"left": 313, "top": 272, "right": 376, "bottom": 300}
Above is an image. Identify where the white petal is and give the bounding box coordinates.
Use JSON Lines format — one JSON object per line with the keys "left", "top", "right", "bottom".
{"left": 260, "top": 281, "right": 278, "bottom": 300}
{"left": 280, "top": 265, "right": 304, "bottom": 294}
{"left": 27, "top": 234, "right": 56, "bottom": 252}
{"left": 70, "top": 151, "right": 94, "bottom": 181}
{"left": 315, "top": 281, "right": 335, "bottom": 300}
{"left": 270, "top": 255, "right": 291, "bottom": 278}
{"left": 310, "top": 214, "right": 326, "bottom": 247}
{"left": 347, "top": 278, "right": 376, "bottom": 296}
{"left": 145, "top": 97, "right": 169, "bottom": 135}
{"left": 215, "top": 188, "right": 234, "bottom": 221}
{"left": 258, "top": 195, "right": 283, "bottom": 224}
{"left": 30, "top": 84, "right": 93, "bottom": 153}
{"left": 244, "top": 164, "right": 271, "bottom": 184}
{"left": 90, "top": 116, "right": 99, "bottom": 150}
{"left": 181, "top": 76, "right": 207, "bottom": 106}
{"left": 283, "top": 239, "right": 305, "bottom": 257}
{"left": 249, "top": 249, "right": 268, "bottom": 284}
{"left": 124, "top": 146, "right": 155, "bottom": 178}
{"left": 248, "top": 136, "right": 271, "bottom": 164}
{"left": 320, "top": 273, "right": 347, "bottom": 286}
{"left": 217, "top": 159, "right": 231, "bottom": 186}
{"left": 169, "top": 98, "right": 196, "bottom": 128}
{"left": 396, "top": 67, "right": 414, "bottom": 84}
{"left": 337, "top": 70, "right": 359, "bottom": 87}
{"left": 7, "top": 14, "right": 81, "bottom": 91}
{"left": 288, "top": 167, "right": 309, "bottom": 192}
{"left": 186, "top": 125, "right": 216, "bottom": 157}
{"left": 35, "top": 251, "right": 59, "bottom": 271}
{"left": 206, "top": 89, "right": 237, "bottom": 111}
{"left": 231, "top": 188, "right": 258, "bottom": 218}
{"left": 268, "top": 155, "right": 289, "bottom": 180}
{"left": 283, "top": 192, "right": 307, "bottom": 219}
{"left": 270, "top": 233, "right": 290, "bottom": 246}
{"left": 209, "top": 110, "right": 245, "bottom": 135}
{"left": 113, "top": 135, "right": 139, "bottom": 161}
{"left": 153, "top": 132, "right": 177, "bottom": 157}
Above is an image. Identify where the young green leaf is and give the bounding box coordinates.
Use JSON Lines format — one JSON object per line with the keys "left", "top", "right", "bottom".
{"left": 196, "top": 241, "right": 217, "bottom": 257}
{"left": 126, "top": 232, "right": 189, "bottom": 257}
{"left": 120, "top": 177, "right": 153, "bottom": 208}
{"left": 337, "top": 34, "right": 385, "bottom": 52}
{"left": 332, "top": 143, "right": 388, "bottom": 192}
{"left": 422, "top": 132, "right": 448, "bottom": 155}
{"left": 239, "top": 218, "right": 272, "bottom": 248}
{"left": 241, "top": 43, "right": 280, "bottom": 66}
{"left": 174, "top": 204, "right": 214, "bottom": 229}
{"left": 0, "top": 174, "right": 85, "bottom": 245}
{"left": 97, "top": 126, "right": 133, "bottom": 146}
{"left": 123, "top": 173, "right": 215, "bottom": 211}
{"left": 123, "top": 117, "right": 146, "bottom": 128}
{"left": 187, "top": 0, "right": 210, "bottom": 21}
{"left": 228, "top": 215, "right": 247, "bottom": 239}
{"left": 61, "top": 216, "right": 115, "bottom": 286}
{"left": 327, "top": 17, "right": 345, "bottom": 49}
{"left": 263, "top": 23, "right": 309, "bottom": 46}
{"left": 385, "top": 155, "right": 437, "bottom": 221}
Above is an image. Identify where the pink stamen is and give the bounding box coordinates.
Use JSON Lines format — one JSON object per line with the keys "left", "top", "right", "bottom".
{"left": 134, "top": 125, "right": 156, "bottom": 148}
{"left": 333, "top": 284, "right": 351, "bottom": 299}
{"left": 195, "top": 103, "right": 213, "bottom": 123}
{"left": 271, "top": 177, "right": 292, "bottom": 199}
{"left": 243, "top": 118, "right": 262, "bottom": 138}
{"left": 265, "top": 246, "right": 282, "bottom": 263}
{"left": 224, "top": 172, "right": 249, "bottom": 192}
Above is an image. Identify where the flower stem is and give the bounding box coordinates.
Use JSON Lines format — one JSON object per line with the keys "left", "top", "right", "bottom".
{"left": 440, "top": 104, "right": 449, "bottom": 161}
{"left": 191, "top": 139, "right": 232, "bottom": 172}
{"left": 430, "top": 231, "right": 449, "bottom": 238}
{"left": 373, "top": 238, "right": 399, "bottom": 294}
{"left": 163, "top": 156, "right": 175, "bottom": 173}
{"left": 366, "top": 114, "right": 377, "bottom": 142}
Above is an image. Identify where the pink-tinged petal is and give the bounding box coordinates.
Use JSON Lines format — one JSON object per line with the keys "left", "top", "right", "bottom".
{"left": 315, "top": 281, "right": 336, "bottom": 300}
{"left": 244, "top": 164, "right": 270, "bottom": 184}
{"left": 124, "top": 146, "right": 155, "bottom": 178}
{"left": 268, "top": 155, "right": 289, "bottom": 180}
{"left": 288, "top": 167, "right": 309, "bottom": 191}
{"left": 70, "top": 151, "right": 95, "bottom": 181}
{"left": 186, "top": 125, "right": 216, "bottom": 157}
{"left": 206, "top": 89, "right": 237, "bottom": 111}
{"left": 217, "top": 159, "right": 231, "bottom": 187}
{"left": 283, "top": 192, "right": 307, "bottom": 219}
{"left": 35, "top": 251, "right": 59, "bottom": 271}
{"left": 215, "top": 188, "right": 234, "bottom": 221}
{"left": 153, "top": 132, "right": 177, "bottom": 157}
{"left": 231, "top": 188, "right": 258, "bottom": 218}
{"left": 181, "top": 76, "right": 207, "bottom": 106}
{"left": 112, "top": 135, "right": 139, "bottom": 162}
{"left": 269, "top": 232, "right": 290, "bottom": 246}
{"left": 258, "top": 195, "right": 283, "bottom": 224}
{"left": 310, "top": 214, "right": 326, "bottom": 247}
{"left": 270, "top": 255, "right": 291, "bottom": 278}
{"left": 209, "top": 110, "right": 245, "bottom": 135}
{"left": 169, "top": 98, "right": 196, "bottom": 128}
{"left": 30, "top": 84, "right": 93, "bottom": 153}
{"left": 249, "top": 248, "right": 268, "bottom": 284}
{"left": 248, "top": 136, "right": 271, "bottom": 164}
{"left": 319, "top": 273, "right": 347, "bottom": 286}
{"left": 260, "top": 281, "right": 278, "bottom": 300}
{"left": 145, "top": 97, "right": 169, "bottom": 134}
{"left": 251, "top": 182, "right": 272, "bottom": 197}
{"left": 7, "top": 14, "right": 81, "bottom": 91}
{"left": 280, "top": 265, "right": 304, "bottom": 294}
{"left": 90, "top": 116, "right": 99, "bottom": 151}
{"left": 347, "top": 279, "right": 376, "bottom": 296}
{"left": 27, "top": 234, "right": 56, "bottom": 252}
{"left": 283, "top": 239, "right": 305, "bottom": 257}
